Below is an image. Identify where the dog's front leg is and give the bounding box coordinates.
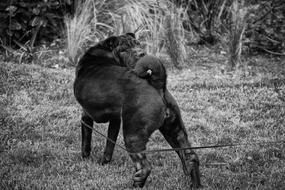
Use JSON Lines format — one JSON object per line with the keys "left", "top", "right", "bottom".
{"left": 81, "top": 111, "right": 93, "bottom": 158}
{"left": 99, "top": 118, "right": 121, "bottom": 164}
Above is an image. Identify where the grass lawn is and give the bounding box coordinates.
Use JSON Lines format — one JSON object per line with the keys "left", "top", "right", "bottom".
{"left": 0, "top": 53, "right": 284, "bottom": 189}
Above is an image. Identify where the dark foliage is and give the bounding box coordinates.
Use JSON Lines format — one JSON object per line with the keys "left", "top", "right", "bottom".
{"left": 174, "top": 0, "right": 285, "bottom": 55}
{"left": 245, "top": 0, "right": 285, "bottom": 55}
{"left": 0, "top": 0, "right": 284, "bottom": 56}
{"left": 0, "top": 0, "right": 73, "bottom": 49}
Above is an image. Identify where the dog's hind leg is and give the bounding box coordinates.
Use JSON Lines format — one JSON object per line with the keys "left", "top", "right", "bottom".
{"left": 81, "top": 111, "right": 93, "bottom": 158}
{"left": 129, "top": 152, "right": 151, "bottom": 188}
{"left": 159, "top": 118, "right": 201, "bottom": 188}
{"left": 99, "top": 118, "right": 121, "bottom": 165}
{"left": 123, "top": 127, "right": 152, "bottom": 188}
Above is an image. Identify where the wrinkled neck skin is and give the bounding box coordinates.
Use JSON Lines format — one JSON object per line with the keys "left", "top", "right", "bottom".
{"left": 117, "top": 51, "right": 140, "bottom": 69}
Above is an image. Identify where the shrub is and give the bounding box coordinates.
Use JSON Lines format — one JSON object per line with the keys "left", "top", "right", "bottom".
{"left": 0, "top": 0, "right": 72, "bottom": 49}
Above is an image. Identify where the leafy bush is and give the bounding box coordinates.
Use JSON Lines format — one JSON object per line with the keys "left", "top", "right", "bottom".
{"left": 245, "top": 0, "right": 285, "bottom": 55}
{"left": 174, "top": 0, "right": 285, "bottom": 55}
{"left": 0, "top": 0, "right": 72, "bottom": 49}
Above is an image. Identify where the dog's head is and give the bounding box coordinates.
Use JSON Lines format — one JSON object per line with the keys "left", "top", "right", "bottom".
{"left": 100, "top": 33, "right": 146, "bottom": 68}
{"left": 133, "top": 55, "right": 167, "bottom": 90}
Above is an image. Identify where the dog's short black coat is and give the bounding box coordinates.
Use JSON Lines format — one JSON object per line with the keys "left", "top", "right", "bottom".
{"left": 73, "top": 33, "right": 201, "bottom": 188}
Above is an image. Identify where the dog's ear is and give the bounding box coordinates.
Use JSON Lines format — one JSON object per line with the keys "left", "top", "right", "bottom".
{"left": 103, "top": 36, "right": 119, "bottom": 50}
{"left": 126, "top": 33, "right": 136, "bottom": 39}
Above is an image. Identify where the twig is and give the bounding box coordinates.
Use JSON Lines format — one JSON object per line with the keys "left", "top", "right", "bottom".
{"left": 257, "top": 47, "right": 285, "bottom": 56}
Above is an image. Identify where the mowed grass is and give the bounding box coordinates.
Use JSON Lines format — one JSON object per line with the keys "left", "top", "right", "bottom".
{"left": 0, "top": 55, "right": 285, "bottom": 189}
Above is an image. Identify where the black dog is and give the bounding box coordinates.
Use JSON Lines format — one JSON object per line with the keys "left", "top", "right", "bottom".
{"left": 73, "top": 33, "right": 201, "bottom": 188}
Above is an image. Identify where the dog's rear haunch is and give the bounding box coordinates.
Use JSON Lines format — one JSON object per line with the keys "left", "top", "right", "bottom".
{"left": 73, "top": 33, "right": 201, "bottom": 188}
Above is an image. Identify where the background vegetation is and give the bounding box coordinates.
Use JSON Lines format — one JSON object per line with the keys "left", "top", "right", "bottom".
{"left": 1, "top": 0, "right": 284, "bottom": 66}
{"left": 0, "top": 0, "right": 285, "bottom": 189}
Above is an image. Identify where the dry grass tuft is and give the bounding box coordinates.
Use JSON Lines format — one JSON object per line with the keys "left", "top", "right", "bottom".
{"left": 65, "top": 0, "right": 93, "bottom": 65}
{"left": 64, "top": 0, "right": 194, "bottom": 67}
{"left": 65, "top": 0, "right": 113, "bottom": 65}
{"left": 119, "top": 0, "right": 190, "bottom": 64}
{"left": 118, "top": 0, "right": 167, "bottom": 55}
